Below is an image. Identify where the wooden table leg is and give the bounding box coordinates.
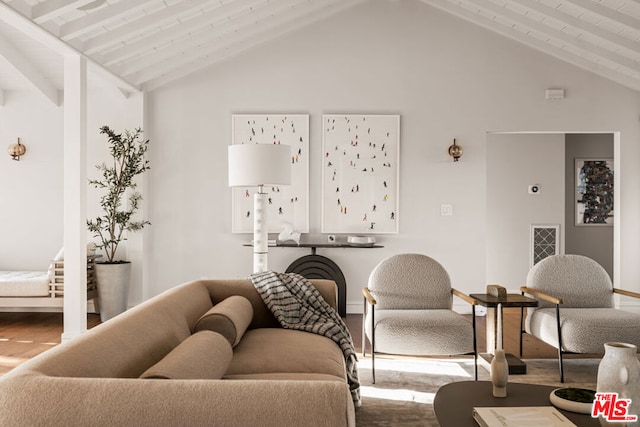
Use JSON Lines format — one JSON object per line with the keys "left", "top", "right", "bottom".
{"left": 485, "top": 306, "right": 499, "bottom": 355}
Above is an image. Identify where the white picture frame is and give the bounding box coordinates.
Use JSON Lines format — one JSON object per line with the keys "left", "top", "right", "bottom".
{"left": 231, "top": 114, "right": 309, "bottom": 233}
{"left": 321, "top": 114, "right": 400, "bottom": 234}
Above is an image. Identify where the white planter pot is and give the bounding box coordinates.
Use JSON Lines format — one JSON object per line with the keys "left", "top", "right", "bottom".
{"left": 95, "top": 262, "right": 131, "bottom": 322}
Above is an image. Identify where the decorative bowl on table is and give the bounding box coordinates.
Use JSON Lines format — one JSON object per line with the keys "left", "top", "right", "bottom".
{"left": 549, "top": 387, "right": 596, "bottom": 414}
{"left": 347, "top": 236, "right": 376, "bottom": 247}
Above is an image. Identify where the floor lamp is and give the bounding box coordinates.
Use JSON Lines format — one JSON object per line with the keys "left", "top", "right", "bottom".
{"left": 228, "top": 144, "right": 291, "bottom": 273}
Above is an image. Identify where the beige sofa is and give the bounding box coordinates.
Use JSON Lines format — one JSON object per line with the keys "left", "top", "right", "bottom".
{"left": 0, "top": 279, "right": 355, "bottom": 427}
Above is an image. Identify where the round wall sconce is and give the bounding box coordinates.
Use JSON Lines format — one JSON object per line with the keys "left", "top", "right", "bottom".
{"left": 448, "top": 138, "right": 462, "bottom": 162}
{"left": 8, "top": 138, "right": 26, "bottom": 161}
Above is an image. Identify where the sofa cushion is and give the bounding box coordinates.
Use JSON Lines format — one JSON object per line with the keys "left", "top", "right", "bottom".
{"left": 201, "top": 279, "right": 339, "bottom": 329}
{"left": 193, "top": 295, "right": 253, "bottom": 346}
{"left": 140, "top": 330, "right": 232, "bottom": 379}
{"left": 365, "top": 309, "right": 474, "bottom": 355}
{"left": 225, "top": 328, "right": 347, "bottom": 380}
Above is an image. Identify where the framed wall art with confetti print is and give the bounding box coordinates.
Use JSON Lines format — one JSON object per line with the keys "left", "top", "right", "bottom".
{"left": 321, "top": 114, "right": 399, "bottom": 234}
{"left": 231, "top": 114, "right": 309, "bottom": 234}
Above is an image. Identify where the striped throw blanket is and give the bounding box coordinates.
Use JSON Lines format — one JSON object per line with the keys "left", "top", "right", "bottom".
{"left": 250, "top": 271, "right": 361, "bottom": 406}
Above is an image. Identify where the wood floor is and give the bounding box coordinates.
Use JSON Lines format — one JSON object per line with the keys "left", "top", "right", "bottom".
{"left": 0, "top": 312, "right": 101, "bottom": 375}
{"left": 0, "top": 307, "right": 567, "bottom": 376}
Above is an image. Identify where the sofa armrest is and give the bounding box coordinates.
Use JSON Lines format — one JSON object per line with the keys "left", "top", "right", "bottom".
{"left": 0, "top": 372, "right": 355, "bottom": 427}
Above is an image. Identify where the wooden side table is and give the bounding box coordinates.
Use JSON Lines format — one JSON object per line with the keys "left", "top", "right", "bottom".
{"left": 470, "top": 293, "right": 538, "bottom": 374}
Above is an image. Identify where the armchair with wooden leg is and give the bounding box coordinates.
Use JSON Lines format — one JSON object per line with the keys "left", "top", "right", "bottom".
{"left": 520, "top": 254, "right": 640, "bottom": 382}
{"left": 361, "top": 253, "right": 478, "bottom": 383}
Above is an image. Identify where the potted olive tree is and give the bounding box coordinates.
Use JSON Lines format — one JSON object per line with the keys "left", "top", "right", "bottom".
{"left": 87, "top": 126, "right": 150, "bottom": 321}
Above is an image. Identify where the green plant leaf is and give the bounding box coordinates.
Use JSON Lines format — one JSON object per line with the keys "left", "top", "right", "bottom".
{"left": 87, "top": 126, "right": 150, "bottom": 263}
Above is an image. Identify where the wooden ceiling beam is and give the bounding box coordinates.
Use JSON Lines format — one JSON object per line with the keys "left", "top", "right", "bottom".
{"left": 139, "top": 0, "right": 364, "bottom": 90}
{"left": 32, "top": 0, "right": 100, "bottom": 24}
{"left": 98, "top": 0, "right": 272, "bottom": 66}
{"left": 0, "top": 1, "right": 140, "bottom": 94}
{"left": 59, "top": 0, "right": 158, "bottom": 41}
{"left": 124, "top": 0, "right": 314, "bottom": 82}
{"left": 117, "top": 0, "right": 309, "bottom": 76}
{"left": 0, "top": 35, "right": 59, "bottom": 105}
{"left": 561, "top": 0, "right": 640, "bottom": 35}
{"left": 82, "top": 0, "right": 227, "bottom": 55}
{"left": 461, "top": 0, "right": 640, "bottom": 73}
{"left": 419, "top": 0, "right": 640, "bottom": 92}
{"left": 509, "top": 0, "right": 640, "bottom": 56}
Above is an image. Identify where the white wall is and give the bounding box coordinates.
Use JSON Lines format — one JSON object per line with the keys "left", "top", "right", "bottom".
{"left": 144, "top": 2, "right": 640, "bottom": 312}
{"left": 0, "top": 86, "right": 144, "bottom": 306}
{"left": 0, "top": 91, "right": 63, "bottom": 269}
{"left": 486, "top": 134, "right": 565, "bottom": 290}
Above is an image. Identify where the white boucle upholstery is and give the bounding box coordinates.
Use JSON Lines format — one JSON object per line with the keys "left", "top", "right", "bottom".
{"left": 364, "top": 254, "right": 475, "bottom": 365}
{"left": 522, "top": 254, "right": 640, "bottom": 381}
{"left": 526, "top": 254, "right": 613, "bottom": 308}
{"left": 368, "top": 253, "right": 452, "bottom": 309}
{"left": 527, "top": 308, "right": 640, "bottom": 354}
{"left": 366, "top": 309, "right": 473, "bottom": 355}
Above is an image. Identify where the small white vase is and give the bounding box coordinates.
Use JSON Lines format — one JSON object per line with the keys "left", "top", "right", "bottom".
{"left": 491, "top": 349, "right": 509, "bottom": 397}
{"left": 597, "top": 342, "right": 640, "bottom": 427}
{"left": 95, "top": 262, "right": 131, "bottom": 322}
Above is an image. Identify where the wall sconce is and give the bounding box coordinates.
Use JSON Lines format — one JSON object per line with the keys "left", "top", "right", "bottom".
{"left": 448, "top": 138, "right": 462, "bottom": 162}
{"left": 8, "top": 138, "right": 26, "bottom": 161}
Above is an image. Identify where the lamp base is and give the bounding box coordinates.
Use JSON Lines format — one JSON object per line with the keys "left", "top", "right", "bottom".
{"left": 253, "top": 189, "right": 268, "bottom": 273}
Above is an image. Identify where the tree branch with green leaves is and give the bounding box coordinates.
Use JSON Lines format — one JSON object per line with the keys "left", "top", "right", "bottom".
{"left": 87, "top": 126, "right": 150, "bottom": 263}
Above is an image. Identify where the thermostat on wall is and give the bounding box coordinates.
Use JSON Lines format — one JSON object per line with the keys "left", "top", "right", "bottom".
{"left": 528, "top": 184, "right": 541, "bottom": 194}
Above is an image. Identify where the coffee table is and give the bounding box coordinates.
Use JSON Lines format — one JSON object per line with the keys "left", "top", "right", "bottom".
{"left": 433, "top": 381, "right": 599, "bottom": 426}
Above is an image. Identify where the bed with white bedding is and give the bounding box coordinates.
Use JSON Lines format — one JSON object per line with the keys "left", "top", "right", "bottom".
{"left": 0, "top": 255, "right": 99, "bottom": 309}
{"left": 0, "top": 271, "right": 51, "bottom": 297}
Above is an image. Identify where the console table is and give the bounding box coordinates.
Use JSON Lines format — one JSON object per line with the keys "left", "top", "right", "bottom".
{"left": 434, "top": 381, "right": 599, "bottom": 426}
{"left": 244, "top": 242, "right": 383, "bottom": 317}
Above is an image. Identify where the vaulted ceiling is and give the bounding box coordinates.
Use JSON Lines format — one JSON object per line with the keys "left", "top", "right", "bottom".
{"left": 0, "top": 0, "right": 639, "bottom": 106}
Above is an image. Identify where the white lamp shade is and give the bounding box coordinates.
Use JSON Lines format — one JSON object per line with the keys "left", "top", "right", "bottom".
{"left": 228, "top": 144, "right": 292, "bottom": 187}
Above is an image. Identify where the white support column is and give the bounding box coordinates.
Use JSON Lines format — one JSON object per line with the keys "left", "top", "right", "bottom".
{"left": 62, "top": 53, "right": 88, "bottom": 341}
{"left": 141, "top": 92, "right": 150, "bottom": 301}
{"left": 123, "top": 91, "right": 148, "bottom": 304}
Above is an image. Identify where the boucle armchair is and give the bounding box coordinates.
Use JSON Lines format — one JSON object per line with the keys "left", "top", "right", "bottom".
{"left": 361, "top": 253, "right": 478, "bottom": 383}
{"left": 520, "top": 254, "right": 640, "bottom": 382}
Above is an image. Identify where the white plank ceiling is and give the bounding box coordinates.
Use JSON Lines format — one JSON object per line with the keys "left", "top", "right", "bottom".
{"left": 0, "top": 0, "right": 638, "bottom": 103}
